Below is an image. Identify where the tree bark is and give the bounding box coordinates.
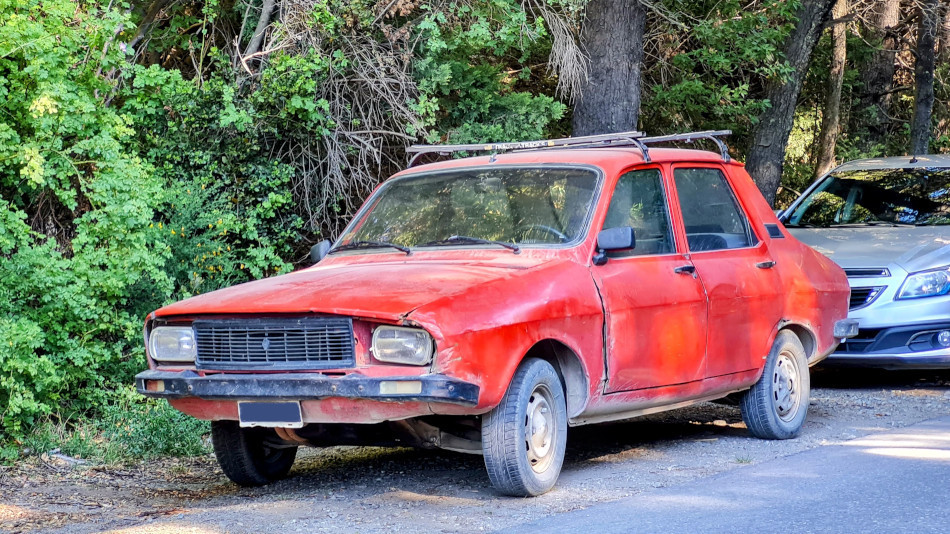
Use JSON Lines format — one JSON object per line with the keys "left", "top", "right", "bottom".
{"left": 910, "top": 0, "right": 940, "bottom": 156}
{"left": 939, "top": 0, "right": 950, "bottom": 62}
{"left": 572, "top": 0, "right": 647, "bottom": 136}
{"left": 745, "top": 0, "right": 836, "bottom": 205}
{"left": 857, "top": 0, "right": 901, "bottom": 150}
{"left": 815, "top": 0, "right": 849, "bottom": 178}
{"left": 243, "top": 0, "right": 277, "bottom": 59}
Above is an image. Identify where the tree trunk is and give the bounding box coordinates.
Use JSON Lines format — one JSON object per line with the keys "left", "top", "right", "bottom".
{"left": 910, "top": 0, "right": 941, "bottom": 155}
{"left": 745, "top": 0, "right": 836, "bottom": 205}
{"left": 940, "top": 1, "right": 950, "bottom": 62}
{"left": 572, "top": 0, "right": 647, "bottom": 136}
{"left": 815, "top": 0, "right": 849, "bottom": 178}
{"left": 244, "top": 0, "right": 277, "bottom": 58}
{"left": 857, "top": 0, "right": 900, "bottom": 150}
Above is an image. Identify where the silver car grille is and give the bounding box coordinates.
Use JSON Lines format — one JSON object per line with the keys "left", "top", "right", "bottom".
{"left": 849, "top": 286, "right": 885, "bottom": 310}
{"left": 844, "top": 268, "right": 890, "bottom": 278}
{"left": 193, "top": 317, "right": 356, "bottom": 370}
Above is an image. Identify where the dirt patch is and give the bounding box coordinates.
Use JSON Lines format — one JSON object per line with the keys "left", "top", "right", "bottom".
{"left": 3, "top": 368, "right": 949, "bottom": 534}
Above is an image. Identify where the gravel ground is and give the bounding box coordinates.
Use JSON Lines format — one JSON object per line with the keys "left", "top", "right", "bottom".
{"left": 2, "top": 367, "right": 949, "bottom": 534}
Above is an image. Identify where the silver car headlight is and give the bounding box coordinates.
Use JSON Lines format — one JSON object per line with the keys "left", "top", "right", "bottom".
{"left": 371, "top": 326, "right": 433, "bottom": 365}
{"left": 897, "top": 267, "right": 950, "bottom": 299}
{"left": 148, "top": 326, "right": 198, "bottom": 363}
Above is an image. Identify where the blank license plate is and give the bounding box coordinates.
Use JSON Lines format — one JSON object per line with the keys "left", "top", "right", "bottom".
{"left": 238, "top": 401, "right": 303, "bottom": 428}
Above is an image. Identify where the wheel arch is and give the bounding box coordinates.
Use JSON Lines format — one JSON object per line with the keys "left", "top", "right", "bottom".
{"left": 523, "top": 339, "right": 590, "bottom": 418}
{"left": 777, "top": 322, "right": 818, "bottom": 365}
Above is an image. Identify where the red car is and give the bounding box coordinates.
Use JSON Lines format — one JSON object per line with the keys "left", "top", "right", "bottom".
{"left": 136, "top": 131, "right": 854, "bottom": 496}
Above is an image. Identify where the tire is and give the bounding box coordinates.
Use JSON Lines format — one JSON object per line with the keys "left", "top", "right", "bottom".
{"left": 482, "top": 358, "right": 568, "bottom": 497}
{"left": 740, "top": 330, "right": 810, "bottom": 440}
{"left": 211, "top": 421, "right": 298, "bottom": 486}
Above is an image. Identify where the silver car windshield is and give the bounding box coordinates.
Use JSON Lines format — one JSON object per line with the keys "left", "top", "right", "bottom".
{"left": 338, "top": 167, "right": 600, "bottom": 249}
{"left": 787, "top": 168, "right": 950, "bottom": 227}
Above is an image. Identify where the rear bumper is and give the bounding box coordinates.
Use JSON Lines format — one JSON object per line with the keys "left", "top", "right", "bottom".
{"left": 135, "top": 370, "right": 480, "bottom": 406}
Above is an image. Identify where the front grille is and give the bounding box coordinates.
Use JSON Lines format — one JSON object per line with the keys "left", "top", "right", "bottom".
{"left": 850, "top": 286, "right": 885, "bottom": 310}
{"left": 844, "top": 267, "right": 890, "bottom": 278}
{"left": 194, "top": 317, "right": 356, "bottom": 370}
{"left": 838, "top": 329, "right": 881, "bottom": 353}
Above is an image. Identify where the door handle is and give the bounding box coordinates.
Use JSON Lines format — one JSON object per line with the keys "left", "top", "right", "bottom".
{"left": 674, "top": 264, "right": 696, "bottom": 275}
{"left": 756, "top": 260, "right": 777, "bottom": 269}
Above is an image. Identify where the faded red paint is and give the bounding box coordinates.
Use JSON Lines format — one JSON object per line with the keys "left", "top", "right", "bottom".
{"left": 144, "top": 147, "right": 850, "bottom": 427}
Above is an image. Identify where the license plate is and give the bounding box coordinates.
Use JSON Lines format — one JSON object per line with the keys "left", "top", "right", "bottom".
{"left": 238, "top": 401, "right": 303, "bottom": 428}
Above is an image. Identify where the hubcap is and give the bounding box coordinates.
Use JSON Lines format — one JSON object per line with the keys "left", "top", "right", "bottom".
{"left": 772, "top": 351, "right": 801, "bottom": 422}
{"left": 524, "top": 385, "right": 557, "bottom": 473}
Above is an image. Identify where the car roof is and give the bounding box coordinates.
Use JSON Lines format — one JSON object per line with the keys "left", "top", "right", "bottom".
{"left": 397, "top": 147, "right": 732, "bottom": 176}
{"left": 831, "top": 154, "right": 950, "bottom": 173}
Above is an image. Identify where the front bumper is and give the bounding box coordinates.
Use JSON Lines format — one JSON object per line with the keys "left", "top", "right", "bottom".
{"left": 824, "top": 321, "right": 950, "bottom": 369}
{"left": 135, "top": 370, "right": 480, "bottom": 406}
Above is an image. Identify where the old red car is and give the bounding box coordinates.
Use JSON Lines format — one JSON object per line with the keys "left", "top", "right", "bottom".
{"left": 136, "top": 131, "right": 854, "bottom": 496}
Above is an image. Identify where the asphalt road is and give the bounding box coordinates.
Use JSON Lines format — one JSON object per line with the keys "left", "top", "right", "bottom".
{"left": 500, "top": 415, "right": 950, "bottom": 534}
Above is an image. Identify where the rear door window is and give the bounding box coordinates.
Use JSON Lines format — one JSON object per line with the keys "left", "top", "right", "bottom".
{"left": 673, "top": 167, "right": 756, "bottom": 252}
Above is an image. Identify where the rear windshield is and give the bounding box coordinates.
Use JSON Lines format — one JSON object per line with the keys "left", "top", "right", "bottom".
{"left": 786, "top": 167, "right": 950, "bottom": 227}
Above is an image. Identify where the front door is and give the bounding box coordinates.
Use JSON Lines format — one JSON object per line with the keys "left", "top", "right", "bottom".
{"left": 591, "top": 167, "right": 709, "bottom": 393}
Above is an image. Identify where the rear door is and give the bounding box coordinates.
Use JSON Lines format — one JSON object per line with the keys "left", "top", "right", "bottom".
{"left": 591, "top": 166, "right": 708, "bottom": 393}
{"left": 669, "top": 165, "right": 782, "bottom": 378}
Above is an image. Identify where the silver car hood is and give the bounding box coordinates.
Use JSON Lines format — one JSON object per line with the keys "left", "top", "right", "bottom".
{"left": 788, "top": 227, "right": 950, "bottom": 273}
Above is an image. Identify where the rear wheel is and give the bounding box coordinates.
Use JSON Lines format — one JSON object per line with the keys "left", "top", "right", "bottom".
{"left": 741, "top": 330, "right": 810, "bottom": 440}
{"left": 211, "top": 420, "right": 297, "bottom": 486}
{"left": 482, "top": 358, "right": 567, "bottom": 496}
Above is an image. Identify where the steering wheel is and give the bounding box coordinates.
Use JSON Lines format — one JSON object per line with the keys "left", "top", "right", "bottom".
{"left": 517, "top": 224, "right": 569, "bottom": 243}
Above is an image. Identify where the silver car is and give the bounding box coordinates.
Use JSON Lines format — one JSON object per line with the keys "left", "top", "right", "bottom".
{"left": 781, "top": 154, "right": 950, "bottom": 369}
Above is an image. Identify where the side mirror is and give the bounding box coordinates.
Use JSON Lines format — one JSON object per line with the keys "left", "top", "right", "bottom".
{"left": 593, "top": 227, "right": 635, "bottom": 265}
{"left": 310, "top": 240, "right": 331, "bottom": 264}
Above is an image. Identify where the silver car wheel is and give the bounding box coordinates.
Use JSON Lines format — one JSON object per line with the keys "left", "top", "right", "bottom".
{"left": 525, "top": 384, "right": 557, "bottom": 473}
{"left": 772, "top": 351, "right": 801, "bottom": 422}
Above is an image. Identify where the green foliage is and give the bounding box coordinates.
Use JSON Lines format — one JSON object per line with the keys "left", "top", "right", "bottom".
{"left": 0, "top": 0, "right": 168, "bottom": 442}
{"left": 20, "top": 387, "right": 209, "bottom": 463}
{"left": 643, "top": 0, "right": 801, "bottom": 139}
{"left": 121, "top": 65, "right": 302, "bottom": 297}
{"left": 413, "top": 1, "right": 566, "bottom": 143}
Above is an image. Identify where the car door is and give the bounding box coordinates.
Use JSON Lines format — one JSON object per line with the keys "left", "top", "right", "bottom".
{"left": 590, "top": 167, "right": 709, "bottom": 393}
{"left": 669, "top": 164, "right": 782, "bottom": 378}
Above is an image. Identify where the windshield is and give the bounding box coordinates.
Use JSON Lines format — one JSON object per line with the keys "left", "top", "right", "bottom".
{"left": 786, "top": 167, "right": 950, "bottom": 227}
{"left": 338, "top": 167, "right": 600, "bottom": 249}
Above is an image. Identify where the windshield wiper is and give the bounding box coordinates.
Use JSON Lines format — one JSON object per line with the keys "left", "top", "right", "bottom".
{"left": 420, "top": 235, "right": 521, "bottom": 254}
{"left": 330, "top": 240, "right": 411, "bottom": 255}
{"left": 859, "top": 221, "right": 914, "bottom": 227}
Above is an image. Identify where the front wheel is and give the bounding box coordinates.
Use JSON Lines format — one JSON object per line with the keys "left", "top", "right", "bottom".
{"left": 740, "top": 330, "right": 810, "bottom": 440}
{"left": 211, "top": 421, "right": 298, "bottom": 486}
{"left": 482, "top": 358, "right": 568, "bottom": 497}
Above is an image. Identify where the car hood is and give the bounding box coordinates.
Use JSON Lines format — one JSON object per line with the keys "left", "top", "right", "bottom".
{"left": 788, "top": 226, "right": 950, "bottom": 273}
{"left": 154, "top": 256, "right": 556, "bottom": 321}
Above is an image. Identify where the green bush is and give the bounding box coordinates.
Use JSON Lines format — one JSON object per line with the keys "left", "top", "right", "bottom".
{"left": 22, "top": 387, "right": 209, "bottom": 463}
{"left": 0, "top": 0, "right": 169, "bottom": 449}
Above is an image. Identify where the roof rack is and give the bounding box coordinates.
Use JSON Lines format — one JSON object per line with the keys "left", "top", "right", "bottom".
{"left": 406, "top": 130, "right": 732, "bottom": 167}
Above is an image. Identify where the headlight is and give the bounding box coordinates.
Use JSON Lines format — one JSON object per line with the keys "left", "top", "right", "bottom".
{"left": 148, "top": 326, "right": 197, "bottom": 363}
{"left": 897, "top": 267, "right": 950, "bottom": 299}
{"left": 371, "top": 326, "right": 433, "bottom": 365}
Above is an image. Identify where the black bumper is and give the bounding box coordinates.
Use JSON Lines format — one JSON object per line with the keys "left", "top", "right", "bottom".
{"left": 135, "top": 370, "right": 480, "bottom": 406}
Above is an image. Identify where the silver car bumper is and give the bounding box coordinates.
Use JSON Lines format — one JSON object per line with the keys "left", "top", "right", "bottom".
{"left": 825, "top": 321, "right": 950, "bottom": 369}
